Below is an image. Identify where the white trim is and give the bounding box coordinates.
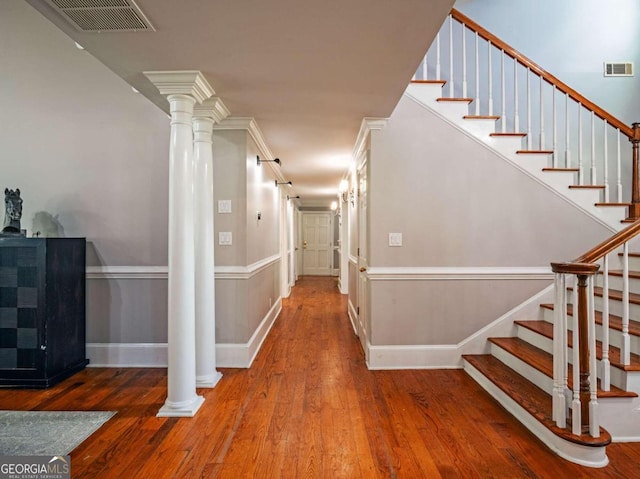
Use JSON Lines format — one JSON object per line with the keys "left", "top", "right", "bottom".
{"left": 86, "top": 297, "right": 282, "bottom": 368}
{"left": 216, "top": 297, "right": 282, "bottom": 367}
{"left": 364, "top": 284, "right": 554, "bottom": 369}
{"left": 85, "top": 254, "right": 280, "bottom": 280}
{"left": 215, "top": 254, "right": 281, "bottom": 279}
{"left": 366, "top": 266, "right": 553, "bottom": 281}
{"left": 86, "top": 266, "right": 168, "bottom": 280}
{"left": 349, "top": 255, "right": 358, "bottom": 265}
{"left": 352, "top": 118, "right": 388, "bottom": 163}
{"left": 348, "top": 299, "right": 358, "bottom": 335}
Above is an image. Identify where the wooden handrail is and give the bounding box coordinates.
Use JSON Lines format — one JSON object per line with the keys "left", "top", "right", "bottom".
{"left": 571, "top": 219, "right": 640, "bottom": 265}
{"left": 451, "top": 9, "right": 633, "bottom": 138}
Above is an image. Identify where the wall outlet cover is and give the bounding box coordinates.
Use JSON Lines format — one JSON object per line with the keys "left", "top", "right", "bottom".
{"left": 218, "top": 200, "right": 232, "bottom": 214}
{"left": 219, "top": 232, "right": 232, "bottom": 245}
{"left": 389, "top": 233, "right": 402, "bottom": 247}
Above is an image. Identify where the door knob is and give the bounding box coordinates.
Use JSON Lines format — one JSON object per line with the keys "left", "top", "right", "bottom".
{"left": 359, "top": 267, "right": 367, "bottom": 272}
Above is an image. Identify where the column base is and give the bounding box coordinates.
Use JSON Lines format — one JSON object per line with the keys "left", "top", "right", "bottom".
{"left": 157, "top": 394, "right": 205, "bottom": 417}
{"left": 196, "top": 371, "right": 223, "bottom": 388}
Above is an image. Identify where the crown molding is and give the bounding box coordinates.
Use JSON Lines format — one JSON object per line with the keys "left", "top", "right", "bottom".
{"left": 213, "top": 117, "right": 286, "bottom": 182}
{"left": 194, "top": 97, "right": 230, "bottom": 123}
{"left": 143, "top": 70, "right": 214, "bottom": 103}
{"left": 352, "top": 117, "right": 388, "bottom": 162}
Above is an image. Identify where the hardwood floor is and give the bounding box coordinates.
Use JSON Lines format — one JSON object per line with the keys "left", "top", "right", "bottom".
{"left": 2, "top": 276, "right": 640, "bottom": 477}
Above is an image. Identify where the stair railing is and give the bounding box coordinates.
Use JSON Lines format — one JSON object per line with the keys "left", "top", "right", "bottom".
{"left": 551, "top": 220, "right": 640, "bottom": 437}
{"left": 415, "top": 9, "right": 640, "bottom": 218}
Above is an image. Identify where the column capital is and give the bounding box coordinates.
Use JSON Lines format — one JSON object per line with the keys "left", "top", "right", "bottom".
{"left": 194, "top": 97, "right": 230, "bottom": 124}
{"left": 143, "top": 70, "right": 214, "bottom": 103}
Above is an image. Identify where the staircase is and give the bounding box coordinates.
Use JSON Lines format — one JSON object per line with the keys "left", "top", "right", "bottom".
{"left": 408, "top": 9, "right": 640, "bottom": 468}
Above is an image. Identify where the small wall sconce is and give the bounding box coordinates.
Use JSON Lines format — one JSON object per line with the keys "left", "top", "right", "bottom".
{"left": 275, "top": 181, "right": 292, "bottom": 187}
{"left": 339, "top": 179, "right": 349, "bottom": 202}
{"left": 331, "top": 201, "right": 338, "bottom": 211}
{"left": 257, "top": 155, "right": 281, "bottom": 166}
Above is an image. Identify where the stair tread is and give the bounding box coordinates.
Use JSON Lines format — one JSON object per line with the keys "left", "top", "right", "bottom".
{"left": 489, "top": 132, "right": 527, "bottom": 137}
{"left": 542, "top": 168, "right": 579, "bottom": 172}
{"left": 463, "top": 115, "right": 500, "bottom": 120}
{"left": 541, "top": 303, "right": 640, "bottom": 337}
{"left": 608, "top": 269, "right": 640, "bottom": 279}
{"left": 463, "top": 354, "right": 612, "bottom": 447}
{"left": 488, "top": 337, "right": 637, "bottom": 397}
{"left": 515, "top": 320, "right": 640, "bottom": 371}
{"left": 567, "top": 285, "right": 640, "bottom": 305}
{"left": 595, "top": 202, "right": 631, "bottom": 207}
{"left": 516, "top": 150, "right": 554, "bottom": 154}
{"left": 568, "top": 185, "right": 606, "bottom": 189}
{"left": 436, "top": 97, "right": 473, "bottom": 102}
{"left": 410, "top": 80, "right": 446, "bottom": 85}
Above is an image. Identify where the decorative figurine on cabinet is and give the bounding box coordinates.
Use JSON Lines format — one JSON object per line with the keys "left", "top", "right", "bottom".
{"left": 2, "top": 188, "right": 25, "bottom": 236}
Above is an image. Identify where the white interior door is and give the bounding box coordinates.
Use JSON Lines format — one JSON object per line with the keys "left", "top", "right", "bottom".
{"left": 302, "top": 213, "right": 332, "bottom": 276}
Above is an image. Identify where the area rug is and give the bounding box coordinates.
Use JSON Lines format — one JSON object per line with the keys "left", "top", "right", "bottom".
{"left": 0, "top": 410, "right": 116, "bottom": 456}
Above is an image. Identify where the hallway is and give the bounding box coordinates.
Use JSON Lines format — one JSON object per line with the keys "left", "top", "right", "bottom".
{"left": 1, "top": 276, "right": 640, "bottom": 477}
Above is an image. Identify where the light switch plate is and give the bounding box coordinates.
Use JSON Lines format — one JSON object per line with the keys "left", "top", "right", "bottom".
{"left": 389, "top": 233, "right": 402, "bottom": 247}
{"left": 219, "top": 232, "right": 232, "bottom": 245}
{"left": 218, "top": 200, "right": 232, "bottom": 213}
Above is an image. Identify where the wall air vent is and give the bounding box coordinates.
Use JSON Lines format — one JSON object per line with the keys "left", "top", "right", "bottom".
{"left": 44, "top": 0, "right": 155, "bottom": 32}
{"left": 604, "top": 62, "right": 633, "bottom": 77}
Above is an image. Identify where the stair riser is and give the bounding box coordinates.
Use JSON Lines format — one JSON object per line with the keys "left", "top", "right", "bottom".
{"left": 461, "top": 118, "right": 498, "bottom": 140}
{"left": 517, "top": 326, "right": 630, "bottom": 391}
{"left": 432, "top": 101, "right": 471, "bottom": 123}
{"left": 490, "top": 342, "right": 553, "bottom": 395}
{"left": 404, "top": 83, "right": 444, "bottom": 105}
{"left": 486, "top": 136, "right": 525, "bottom": 156}
{"left": 565, "top": 188, "right": 605, "bottom": 213}
{"left": 593, "top": 295, "right": 640, "bottom": 321}
{"left": 542, "top": 308, "right": 640, "bottom": 355}
{"left": 599, "top": 275, "right": 640, "bottom": 294}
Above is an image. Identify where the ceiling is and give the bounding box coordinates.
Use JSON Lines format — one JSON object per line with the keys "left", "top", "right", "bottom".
{"left": 25, "top": 0, "right": 453, "bottom": 206}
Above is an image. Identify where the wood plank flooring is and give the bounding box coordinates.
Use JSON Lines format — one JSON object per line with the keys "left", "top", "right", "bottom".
{"left": 2, "top": 276, "right": 640, "bottom": 477}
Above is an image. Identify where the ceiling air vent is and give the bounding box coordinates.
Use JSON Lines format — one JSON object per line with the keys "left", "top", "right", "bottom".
{"left": 44, "top": 0, "right": 155, "bottom": 32}
{"left": 604, "top": 62, "right": 633, "bottom": 77}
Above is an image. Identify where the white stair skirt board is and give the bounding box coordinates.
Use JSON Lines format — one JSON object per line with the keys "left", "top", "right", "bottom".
{"left": 87, "top": 298, "right": 282, "bottom": 369}
{"left": 600, "top": 396, "right": 640, "bottom": 441}
{"left": 464, "top": 359, "right": 609, "bottom": 468}
{"left": 404, "top": 83, "right": 623, "bottom": 232}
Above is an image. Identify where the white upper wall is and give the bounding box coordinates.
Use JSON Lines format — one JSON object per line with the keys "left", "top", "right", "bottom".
{"left": 455, "top": 0, "right": 640, "bottom": 125}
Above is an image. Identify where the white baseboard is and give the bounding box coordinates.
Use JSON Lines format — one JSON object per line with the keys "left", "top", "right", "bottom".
{"left": 347, "top": 299, "right": 358, "bottom": 335}
{"left": 217, "top": 297, "right": 282, "bottom": 368}
{"left": 87, "top": 298, "right": 282, "bottom": 369}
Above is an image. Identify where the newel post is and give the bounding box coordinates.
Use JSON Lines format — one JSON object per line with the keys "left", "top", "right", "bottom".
{"left": 629, "top": 123, "right": 640, "bottom": 220}
{"left": 576, "top": 274, "right": 591, "bottom": 433}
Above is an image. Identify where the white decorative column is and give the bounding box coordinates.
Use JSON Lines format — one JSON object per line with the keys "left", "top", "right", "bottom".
{"left": 193, "top": 98, "right": 229, "bottom": 387}
{"left": 144, "top": 71, "right": 214, "bottom": 417}
{"left": 279, "top": 185, "right": 290, "bottom": 298}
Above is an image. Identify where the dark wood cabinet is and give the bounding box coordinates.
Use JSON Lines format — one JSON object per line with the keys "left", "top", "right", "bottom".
{"left": 0, "top": 237, "right": 88, "bottom": 388}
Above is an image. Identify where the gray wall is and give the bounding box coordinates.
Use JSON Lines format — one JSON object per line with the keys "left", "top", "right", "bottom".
{"left": 455, "top": 0, "right": 640, "bottom": 125}
{"left": 369, "top": 95, "right": 612, "bottom": 268}
{"left": 365, "top": 93, "right": 613, "bottom": 346}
